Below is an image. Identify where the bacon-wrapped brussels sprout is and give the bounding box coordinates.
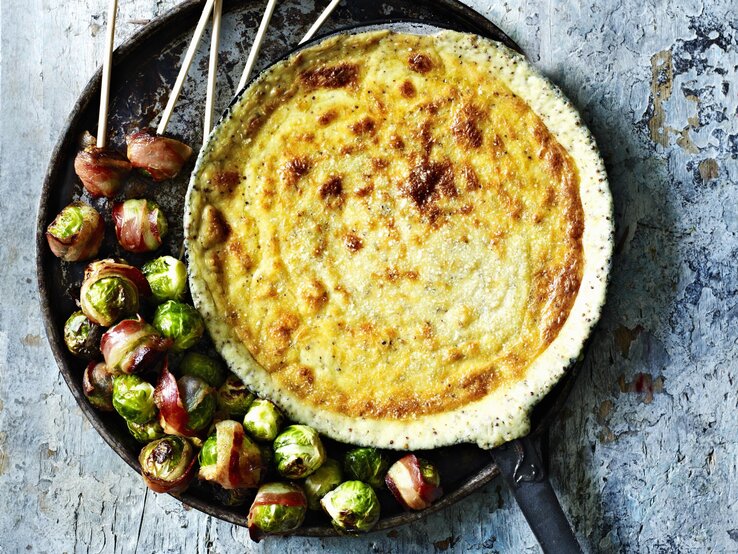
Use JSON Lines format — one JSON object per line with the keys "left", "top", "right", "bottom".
{"left": 321, "top": 480, "right": 380, "bottom": 534}
{"left": 304, "top": 458, "right": 343, "bottom": 511}
{"left": 179, "top": 352, "right": 225, "bottom": 388}
{"left": 343, "top": 447, "right": 389, "bottom": 489}
{"left": 126, "top": 128, "right": 193, "bottom": 182}
{"left": 141, "top": 256, "right": 188, "bottom": 303}
{"left": 198, "top": 420, "right": 262, "bottom": 489}
{"left": 152, "top": 301, "right": 204, "bottom": 352}
{"left": 216, "top": 374, "right": 254, "bottom": 418}
{"left": 74, "top": 132, "right": 131, "bottom": 198}
{"left": 112, "top": 199, "right": 168, "bottom": 253}
{"left": 64, "top": 310, "right": 103, "bottom": 359}
{"left": 139, "top": 435, "right": 197, "bottom": 494}
{"left": 82, "top": 361, "right": 116, "bottom": 411}
{"left": 242, "top": 399, "right": 283, "bottom": 442}
{"left": 100, "top": 316, "right": 171, "bottom": 374}
{"left": 273, "top": 425, "right": 326, "bottom": 479}
{"left": 79, "top": 259, "right": 150, "bottom": 326}
{"left": 46, "top": 201, "right": 104, "bottom": 262}
{"left": 112, "top": 374, "right": 157, "bottom": 424}
{"left": 154, "top": 361, "right": 216, "bottom": 436}
{"left": 247, "top": 482, "right": 307, "bottom": 541}
{"left": 385, "top": 454, "right": 443, "bottom": 511}
{"left": 127, "top": 419, "right": 165, "bottom": 443}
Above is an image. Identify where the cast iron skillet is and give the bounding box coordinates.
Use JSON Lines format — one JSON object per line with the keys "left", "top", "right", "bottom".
{"left": 36, "top": 1, "right": 603, "bottom": 551}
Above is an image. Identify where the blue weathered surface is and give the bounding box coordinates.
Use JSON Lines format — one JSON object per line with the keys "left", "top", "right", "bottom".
{"left": 0, "top": 1, "right": 736, "bottom": 552}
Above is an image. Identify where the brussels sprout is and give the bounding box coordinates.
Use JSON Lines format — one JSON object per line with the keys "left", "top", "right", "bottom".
{"left": 216, "top": 374, "right": 254, "bottom": 418}
{"left": 64, "top": 311, "right": 103, "bottom": 359}
{"left": 243, "top": 399, "right": 283, "bottom": 442}
{"left": 112, "top": 374, "right": 156, "bottom": 424}
{"left": 74, "top": 132, "right": 131, "bottom": 198}
{"left": 198, "top": 420, "right": 262, "bottom": 489}
{"left": 273, "top": 425, "right": 326, "bottom": 479}
{"left": 127, "top": 128, "right": 193, "bottom": 182}
{"left": 139, "top": 435, "right": 196, "bottom": 493}
{"left": 82, "top": 361, "right": 115, "bottom": 411}
{"left": 385, "top": 454, "right": 443, "bottom": 510}
{"left": 152, "top": 301, "right": 204, "bottom": 352}
{"left": 199, "top": 434, "right": 218, "bottom": 467}
{"left": 112, "top": 199, "right": 168, "bottom": 253}
{"left": 247, "top": 482, "right": 307, "bottom": 540}
{"left": 127, "top": 419, "right": 165, "bottom": 443}
{"left": 100, "top": 316, "right": 171, "bottom": 374}
{"left": 179, "top": 352, "right": 225, "bottom": 388}
{"left": 46, "top": 201, "right": 104, "bottom": 261}
{"left": 141, "top": 256, "right": 188, "bottom": 303}
{"left": 178, "top": 375, "right": 216, "bottom": 432}
{"left": 343, "top": 447, "right": 389, "bottom": 489}
{"left": 80, "top": 260, "right": 150, "bottom": 326}
{"left": 321, "top": 481, "right": 380, "bottom": 534}
{"left": 304, "top": 458, "right": 343, "bottom": 511}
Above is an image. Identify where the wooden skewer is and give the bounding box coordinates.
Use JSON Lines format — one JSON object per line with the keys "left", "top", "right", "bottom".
{"left": 299, "top": 0, "right": 341, "bottom": 45}
{"left": 157, "top": 0, "right": 216, "bottom": 136}
{"left": 97, "top": 0, "right": 119, "bottom": 148}
{"left": 204, "top": 0, "right": 223, "bottom": 136}
{"left": 235, "top": 0, "right": 278, "bottom": 94}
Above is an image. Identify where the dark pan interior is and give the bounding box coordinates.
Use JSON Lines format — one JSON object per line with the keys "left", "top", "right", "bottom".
{"left": 36, "top": 0, "right": 575, "bottom": 535}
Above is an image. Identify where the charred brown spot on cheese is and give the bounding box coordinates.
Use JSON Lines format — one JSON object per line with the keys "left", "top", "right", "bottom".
{"left": 452, "top": 105, "right": 484, "bottom": 148}
{"left": 199, "top": 205, "right": 230, "bottom": 249}
{"left": 280, "top": 157, "right": 311, "bottom": 187}
{"left": 490, "top": 133, "right": 506, "bottom": 156}
{"left": 210, "top": 170, "right": 240, "bottom": 194}
{"left": 355, "top": 183, "right": 374, "bottom": 197}
{"left": 403, "top": 159, "right": 456, "bottom": 211}
{"left": 399, "top": 80, "right": 416, "bottom": 98}
{"left": 300, "top": 63, "right": 359, "bottom": 89}
{"left": 318, "top": 109, "right": 338, "bottom": 125}
{"left": 382, "top": 266, "right": 419, "bottom": 282}
{"left": 266, "top": 312, "right": 300, "bottom": 358}
{"left": 319, "top": 176, "right": 343, "bottom": 200}
{"left": 389, "top": 134, "right": 405, "bottom": 150}
{"left": 344, "top": 233, "right": 363, "bottom": 252}
{"left": 350, "top": 116, "right": 376, "bottom": 136}
{"left": 371, "top": 158, "right": 389, "bottom": 170}
{"left": 227, "top": 241, "right": 254, "bottom": 271}
{"left": 462, "top": 164, "right": 481, "bottom": 191}
{"left": 302, "top": 280, "right": 329, "bottom": 313}
{"left": 298, "top": 366, "right": 315, "bottom": 385}
{"left": 408, "top": 53, "right": 433, "bottom": 73}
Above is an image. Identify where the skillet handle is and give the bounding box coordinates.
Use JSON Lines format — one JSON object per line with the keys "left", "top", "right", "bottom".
{"left": 490, "top": 434, "right": 582, "bottom": 554}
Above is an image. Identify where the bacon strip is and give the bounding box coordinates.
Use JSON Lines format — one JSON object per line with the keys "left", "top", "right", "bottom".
{"left": 84, "top": 259, "right": 152, "bottom": 297}
{"left": 386, "top": 454, "right": 442, "bottom": 511}
{"left": 127, "top": 129, "right": 193, "bottom": 182}
{"left": 250, "top": 491, "right": 307, "bottom": 508}
{"left": 154, "top": 360, "right": 197, "bottom": 437}
{"left": 100, "top": 316, "right": 171, "bottom": 374}
{"left": 199, "top": 420, "right": 261, "bottom": 489}
{"left": 112, "top": 201, "right": 164, "bottom": 253}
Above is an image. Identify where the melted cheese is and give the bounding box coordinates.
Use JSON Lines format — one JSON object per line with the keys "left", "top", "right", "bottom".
{"left": 186, "top": 31, "right": 612, "bottom": 449}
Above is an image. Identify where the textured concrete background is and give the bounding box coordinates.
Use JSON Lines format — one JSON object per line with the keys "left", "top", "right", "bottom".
{"left": 1, "top": 0, "right": 737, "bottom": 552}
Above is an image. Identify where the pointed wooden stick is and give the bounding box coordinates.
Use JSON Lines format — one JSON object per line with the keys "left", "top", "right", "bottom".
{"left": 300, "top": 0, "right": 341, "bottom": 45}
{"left": 204, "top": 0, "right": 223, "bottom": 136}
{"left": 157, "top": 0, "right": 215, "bottom": 136}
{"left": 235, "top": 0, "right": 278, "bottom": 94}
{"left": 97, "top": 0, "right": 119, "bottom": 148}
